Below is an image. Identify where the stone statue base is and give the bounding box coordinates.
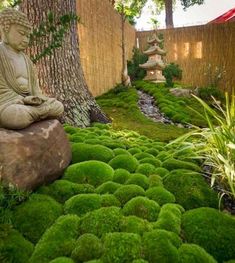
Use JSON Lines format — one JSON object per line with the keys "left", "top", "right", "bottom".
{"left": 0, "top": 119, "right": 71, "bottom": 190}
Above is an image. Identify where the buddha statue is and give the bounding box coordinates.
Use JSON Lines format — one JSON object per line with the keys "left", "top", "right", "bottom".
{"left": 0, "top": 8, "right": 64, "bottom": 130}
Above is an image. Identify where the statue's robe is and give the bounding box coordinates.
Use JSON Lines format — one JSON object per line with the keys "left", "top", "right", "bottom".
{"left": 0, "top": 43, "right": 63, "bottom": 129}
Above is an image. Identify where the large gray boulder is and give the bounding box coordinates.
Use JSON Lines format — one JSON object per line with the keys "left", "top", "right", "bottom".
{"left": 0, "top": 119, "right": 71, "bottom": 190}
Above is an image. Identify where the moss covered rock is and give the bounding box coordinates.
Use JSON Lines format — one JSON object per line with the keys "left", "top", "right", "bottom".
{"left": 126, "top": 173, "right": 149, "bottom": 190}
{"left": 164, "top": 170, "right": 219, "bottom": 210}
{"left": 71, "top": 233, "right": 103, "bottom": 262}
{"left": 146, "top": 187, "right": 175, "bottom": 206}
{"left": 29, "top": 215, "right": 80, "bottom": 263}
{"left": 113, "top": 169, "right": 131, "bottom": 184}
{"left": 0, "top": 225, "right": 34, "bottom": 263}
{"left": 122, "top": 197, "right": 160, "bottom": 222}
{"left": 135, "top": 163, "right": 156, "bottom": 177}
{"left": 96, "top": 181, "right": 121, "bottom": 194}
{"left": 182, "top": 207, "right": 235, "bottom": 262}
{"left": 49, "top": 258, "right": 75, "bottom": 263}
{"left": 71, "top": 143, "right": 114, "bottom": 163}
{"left": 13, "top": 194, "right": 62, "bottom": 244}
{"left": 178, "top": 244, "right": 217, "bottom": 263}
{"left": 139, "top": 158, "right": 161, "bottom": 168}
{"left": 120, "top": 216, "right": 152, "bottom": 235}
{"left": 142, "top": 229, "right": 182, "bottom": 263}
{"left": 114, "top": 185, "right": 145, "bottom": 205}
{"left": 148, "top": 175, "right": 163, "bottom": 188}
{"left": 109, "top": 154, "right": 139, "bottom": 172}
{"left": 37, "top": 180, "right": 95, "bottom": 203}
{"left": 64, "top": 194, "right": 101, "bottom": 216}
{"left": 79, "top": 207, "right": 122, "bottom": 237}
{"left": 102, "top": 233, "right": 142, "bottom": 263}
{"left": 64, "top": 161, "right": 114, "bottom": 187}
{"left": 162, "top": 158, "right": 201, "bottom": 172}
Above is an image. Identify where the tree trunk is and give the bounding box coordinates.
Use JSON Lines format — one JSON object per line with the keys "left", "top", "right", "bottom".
{"left": 165, "top": 0, "right": 174, "bottom": 28}
{"left": 20, "top": 0, "right": 110, "bottom": 127}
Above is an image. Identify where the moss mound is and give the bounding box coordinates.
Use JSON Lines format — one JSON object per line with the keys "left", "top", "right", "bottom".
{"left": 71, "top": 233, "right": 103, "bottom": 262}
{"left": 64, "top": 194, "right": 101, "bottom": 216}
{"left": 154, "top": 167, "right": 169, "bottom": 177}
{"left": 0, "top": 226, "right": 34, "bottom": 263}
{"left": 126, "top": 173, "right": 149, "bottom": 190}
{"left": 120, "top": 216, "right": 152, "bottom": 235}
{"left": 135, "top": 163, "right": 156, "bottom": 177}
{"left": 122, "top": 197, "right": 160, "bottom": 222}
{"left": 101, "top": 194, "right": 121, "bottom": 207}
{"left": 142, "top": 229, "right": 182, "bottom": 263}
{"left": 146, "top": 187, "right": 175, "bottom": 206}
{"left": 134, "top": 152, "right": 155, "bottom": 160}
{"left": 64, "top": 125, "right": 79, "bottom": 134}
{"left": 148, "top": 175, "right": 163, "bottom": 188}
{"left": 128, "top": 147, "right": 142, "bottom": 155}
{"left": 182, "top": 207, "right": 235, "bottom": 262}
{"left": 144, "top": 148, "right": 159, "bottom": 156}
{"left": 29, "top": 215, "right": 80, "bottom": 263}
{"left": 113, "top": 148, "right": 131, "bottom": 156}
{"left": 37, "top": 180, "right": 95, "bottom": 203}
{"left": 96, "top": 181, "right": 121, "bottom": 194}
{"left": 109, "top": 154, "right": 139, "bottom": 172}
{"left": 79, "top": 207, "right": 121, "bottom": 238}
{"left": 49, "top": 258, "right": 75, "bottom": 263}
{"left": 102, "top": 233, "right": 142, "bottom": 263}
{"left": 164, "top": 170, "right": 219, "bottom": 210}
{"left": 113, "top": 169, "right": 131, "bottom": 184}
{"left": 63, "top": 161, "right": 114, "bottom": 187}
{"left": 132, "top": 260, "right": 149, "bottom": 263}
{"left": 13, "top": 194, "right": 62, "bottom": 244}
{"left": 71, "top": 143, "right": 114, "bottom": 163}
{"left": 178, "top": 244, "right": 217, "bottom": 263}
{"left": 139, "top": 158, "right": 161, "bottom": 168}
{"left": 114, "top": 185, "right": 145, "bottom": 205}
{"left": 162, "top": 158, "right": 201, "bottom": 172}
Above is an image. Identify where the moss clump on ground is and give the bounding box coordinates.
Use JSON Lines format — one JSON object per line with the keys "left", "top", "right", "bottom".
{"left": 79, "top": 207, "right": 121, "bottom": 238}
{"left": 144, "top": 148, "right": 159, "bottom": 156}
{"left": 128, "top": 147, "right": 142, "bottom": 155}
{"left": 182, "top": 207, "right": 235, "bottom": 262}
{"left": 146, "top": 187, "right": 175, "bottom": 206}
{"left": 178, "top": 244, "right": 217, "bottom": 263}
{"left": 109, "top": 154, "right": 139, "bottom": 172}
{"left": 112, "top": 169, "right": 131, "bottom": 184}
{"left": 13, "top": 194, "right": 62, "bottom": 244}
{"left": 113, "top": 148, "right": 131, "bottom": 156}
{"left": 101, "top": 194, "right": 121, "bottom": 207}
{"left": 164, "top": 170, "right": 219, "bottom": 210}
{"left": 96, "top": 181, "right": 121, "bottom": 194}
{"left": 0, "top": 225, "right": 34, "bottom": 263}
{"left": 120, "top": 216, "right": 152, "bottom": 235}
{"left": 64, "top": 194, "right": 101, "bottom": 216}
{"left": 132, "top": 260, "right": 149, "bottom": 263}
{"left": 148, "top": 175, "right": 163, "bottom": 188}
{"left": 71, "top": 143, "right": 114, "bottom": 163}
{"left": 134, "top": 152, "right": 155, "bottom": 160}
{"left": 114, "top": 185, "right": 145, "bottom": 205}
{"left": 126, "top": 173, "right": 149, "bottom": 190}
{"left": 135, "top": 163, "right": 156, "bottom": 177}
{"left": 102, "top": 233, "right": 142, "bottom": 263}
{"left": 142, "top": 229, "right": 182, "bottom": 263}
{"left": 37, "top": 180, "right": 95, "bottom": 203}
{"left": 71, "top": 233, "right": 103, "bottom": 262}
{"left": 29, "top": 215, "right": 80, "bottom": 263}
{"left": 63, "top": 161, "right": 114, "bottom": 187}
{"left": 162, "top": 158, "right": 201, "bottom": 172}
{"left": 153, "top": 204, "right": 184, "bottom": 235}
{"left": 49, "top": 258, "right": 75, "bottom": 263}
{"left": 139, "top": 158, "right": 161, "bottom": 168}
{"left": 154, "top": 167, "right": 169, "bottom": 178}
{"left": 122, "top": 197, "right": 160, "bottom": 222}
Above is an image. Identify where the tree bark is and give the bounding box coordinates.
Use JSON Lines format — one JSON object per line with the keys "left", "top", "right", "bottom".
{"left": 20, "top": 0, "right": 110, "bottom": 127}
{"left": 165, "top": 0, "right": 174, "bottom": 28}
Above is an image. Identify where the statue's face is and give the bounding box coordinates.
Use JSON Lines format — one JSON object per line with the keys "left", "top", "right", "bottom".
{"left": 5, "top": 24, "right": 30, "bottom": 52}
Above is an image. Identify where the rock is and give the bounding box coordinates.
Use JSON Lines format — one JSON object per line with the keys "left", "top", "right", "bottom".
{"left": 169, "top": 88, "right": 192, "bottom": 98}
{"left": 0, "top": 119, "right": 71, "bottom": 190}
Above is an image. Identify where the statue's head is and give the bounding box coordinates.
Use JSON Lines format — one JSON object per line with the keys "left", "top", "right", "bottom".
{"left": 0, "top": 8, "right": 32, "bottom": 52}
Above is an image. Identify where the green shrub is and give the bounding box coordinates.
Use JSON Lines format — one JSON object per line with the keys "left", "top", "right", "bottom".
{"left": 79, "top": 207, "right": 121, "bottom": 237}
{"left": 162, "top": 63, "right": 182, "bottom": 87}
{"left": 154, "top": 167, "right": 169, "bottom": 178}
{"left": 114, "top": 185, "right": 145, "bottom": 206}
{"left": 122, "top": 197, "right": 160, "bottom": 222}
{"left": 164, "top": 169, "right": 219, "bottom": 210}
{"left": 120, "top": 216, "right": 152, "bottom": 235}
{"left": 49, "top": 258, "right": 75, "bottom": 263}
{"left": 109, "top": 154, "right": 139, "bottom": 172}
{"left": 126, "top": 173, "right": 149, "bottom": 190}
{"left": 63, "top": 161, "right": 114, "bottom": 187}
{"left": 102, "top": 233, "right": 142, "bottom": 263}
{"left": 153, "top": 204, "right": 184, "bottom": 235}
{"left": 128, "top": 147, "right": 142, "bottom": 155}
{"left": 71, "top": 143, "right": 114, "bottom": 163}
{"left": 148, "top": 175, "right": 163, "bottom": 187}
{"left": 182, "top": 207, "right": 235, "bottom": 262}
{"left": 134, "top": 152, "right": 155, "bottom": 160}
{"left": 178, "top": 244, "right": 217, "bottom": 263}
{"left": 113, "top": 148, "right": 131, "bottom": 156}
{"left": 146, "top": 187, "right": 175, "bottom": 206}
{"left": 162, "top": 158, "right": 201, "bottom": 172}
{"left": 13, "top": 194, "right": 62, "bottom": 244}
{"left": 71, "top": 233, "right": 103, "bottom": 262}
{"left": 37, "top": 180, "right": 95, "bottom": 203}
{"left": 101, "top": 194, "right": 121, "bottom": 207}
{"left": 135, "top": 163, "right": 156, "bottom": 177}
{"left": 139, "top": 158, "right": 161, "bottom": 168}
{"left": 96, "top": 181, "right": 121, "bottom": 194}
{"left": 142, "top": 229, "right": 182, "bottom": 263}
{"left": 198, "top": 86, "right": 224, "bottom": 102}
{"left": 29, "top": 215, "right": 80, "bottom": 263}
{"left": 0, "top": 225, "right": 34, "bottom": 263}
{"left": 64, "top": 194, "right": 101, "bottom": 216}
{"left": 113, "top": 169, "right": 131, "bottom": 184}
